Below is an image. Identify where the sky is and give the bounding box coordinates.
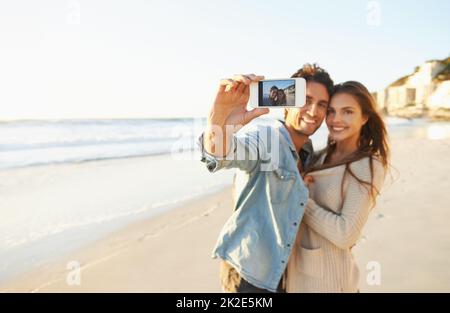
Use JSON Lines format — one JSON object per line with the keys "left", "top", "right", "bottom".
{"left": 0, "top": 0, "right": 449, "bottom": 120}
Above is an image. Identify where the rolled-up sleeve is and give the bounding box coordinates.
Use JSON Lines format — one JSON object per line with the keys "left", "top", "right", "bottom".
{"left": 198, "top": 126, "right": 266, "bottom": 173}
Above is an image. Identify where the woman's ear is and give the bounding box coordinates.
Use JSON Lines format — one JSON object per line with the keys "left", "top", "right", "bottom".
{"left": 362, "top": 115, "right": 369, "bottom": 126}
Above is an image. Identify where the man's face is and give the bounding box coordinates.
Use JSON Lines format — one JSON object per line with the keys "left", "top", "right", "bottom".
{"left": 285, "top": 81, "right": 330, "bottom": 136}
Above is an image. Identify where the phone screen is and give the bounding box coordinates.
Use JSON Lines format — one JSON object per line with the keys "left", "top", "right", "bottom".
{"left": 258, "top": 79, "right": 296, "bottom": 107}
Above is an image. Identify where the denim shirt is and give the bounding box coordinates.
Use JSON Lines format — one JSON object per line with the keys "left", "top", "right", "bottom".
{"left": 199, "top": 120, "right": 313, "bottom": 292}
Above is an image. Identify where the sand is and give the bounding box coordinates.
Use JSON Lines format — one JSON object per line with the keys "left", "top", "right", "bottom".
{"left": 2, "top": 135, "right": 450, "bottom": 292}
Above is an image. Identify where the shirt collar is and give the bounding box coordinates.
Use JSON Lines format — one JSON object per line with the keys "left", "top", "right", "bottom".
{"left": 278, "top": 119, "right": 314, "bottom": 164}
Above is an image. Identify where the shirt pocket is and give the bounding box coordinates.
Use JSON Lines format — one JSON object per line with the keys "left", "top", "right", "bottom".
{"left": 268, "top": 167, "right": 297, "bottom": 204}
{"left": 298, "top": 246, "right": 324, "bottom": 279}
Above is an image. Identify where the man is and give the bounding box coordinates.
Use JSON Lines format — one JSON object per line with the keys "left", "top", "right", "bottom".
{"left": 199, "top": 64, "right": 333, "bottom": 292}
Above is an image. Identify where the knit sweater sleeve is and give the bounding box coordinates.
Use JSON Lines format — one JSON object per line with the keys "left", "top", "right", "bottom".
{"left": 303, "top": 158, "right": 386, "bottom": 250}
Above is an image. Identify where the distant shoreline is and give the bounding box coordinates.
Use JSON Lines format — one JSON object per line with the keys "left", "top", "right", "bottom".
{"left": 384, "top": 108, "right": 450, "bottom": 122}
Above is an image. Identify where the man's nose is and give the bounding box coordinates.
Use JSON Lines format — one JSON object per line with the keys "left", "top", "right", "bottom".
{"left": 307, "top": 103, "right": 319, "bottom": 117}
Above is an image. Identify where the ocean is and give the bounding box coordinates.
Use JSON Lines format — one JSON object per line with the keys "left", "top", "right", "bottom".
{"left": 2, "top": 117, "right": 449, "bottom": 170}
{"left": 0, "top": 118, "right": 205, "bottom": 170}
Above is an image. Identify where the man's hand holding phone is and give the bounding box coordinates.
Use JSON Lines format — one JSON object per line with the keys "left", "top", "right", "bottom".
{"left": 204, "top": 74, "right": 269, "bottom": 157}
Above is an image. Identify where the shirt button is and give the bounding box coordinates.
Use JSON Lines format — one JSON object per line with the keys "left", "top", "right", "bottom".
{"left": 287, "top": 244, "right": 291, "bottom": 247}
{"left": 300, "top": 202, "right": 304, "bottom": 206}
{"left": 281, "top": 260, "right": 285, "bottom": 264}
{"left": 293, "top": 222, "right": 297, "bottom": 226}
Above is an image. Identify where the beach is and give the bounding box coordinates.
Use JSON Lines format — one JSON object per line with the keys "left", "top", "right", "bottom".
{"left": 1, "top": 122, "right": 450, "bottom": 292}
{"left": 0, "top": 187, "right": 231, "bottom": 292}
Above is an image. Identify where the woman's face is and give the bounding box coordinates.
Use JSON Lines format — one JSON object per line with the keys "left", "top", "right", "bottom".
{"left": 326, "top": 93, "right": 368, "bottom": 144}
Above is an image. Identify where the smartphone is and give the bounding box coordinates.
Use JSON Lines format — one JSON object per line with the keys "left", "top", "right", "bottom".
{"left": 249, "top": 78, "right": 306, "bottom": 108}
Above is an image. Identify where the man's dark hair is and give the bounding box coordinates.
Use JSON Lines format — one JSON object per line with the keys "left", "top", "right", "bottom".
{"left": 291, "top": 63, "right": 334, "bottom": 97}
{"left": 284, "top": 63, "right": 334, "bottom": 119}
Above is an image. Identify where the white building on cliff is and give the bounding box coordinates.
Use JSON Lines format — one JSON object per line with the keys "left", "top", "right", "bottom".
{"left": 374, "top": 57, "right": 450, "bottom": 119}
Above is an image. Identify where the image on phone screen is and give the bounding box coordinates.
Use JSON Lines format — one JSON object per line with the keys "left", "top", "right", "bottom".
{"left": 259, "top": 79, "right": 296, "bottom": 107}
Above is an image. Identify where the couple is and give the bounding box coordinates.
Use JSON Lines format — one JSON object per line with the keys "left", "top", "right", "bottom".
{"left": 199, "top": 64, "right": 389, "bottom": 293}
{"left": 269, "top": 86, "right": 287, "bottom": 106}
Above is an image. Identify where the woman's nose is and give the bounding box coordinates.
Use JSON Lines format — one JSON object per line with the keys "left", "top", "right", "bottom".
{"left": 329, "top": 112, "right": 342, "bottom": 123}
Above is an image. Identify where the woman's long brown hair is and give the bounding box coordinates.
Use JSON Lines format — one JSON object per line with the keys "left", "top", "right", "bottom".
{"left": 305, "top": 81, "right": 390, "bottom": 200}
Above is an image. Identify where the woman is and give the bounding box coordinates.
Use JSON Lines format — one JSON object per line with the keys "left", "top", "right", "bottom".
{"left": 285, "top": 81, "right": 390, "bottom": 293}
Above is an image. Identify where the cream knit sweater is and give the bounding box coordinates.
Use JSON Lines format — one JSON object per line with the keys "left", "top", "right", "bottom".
{"left": 286, "top": 154, "right": 386, "bottom": 293}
